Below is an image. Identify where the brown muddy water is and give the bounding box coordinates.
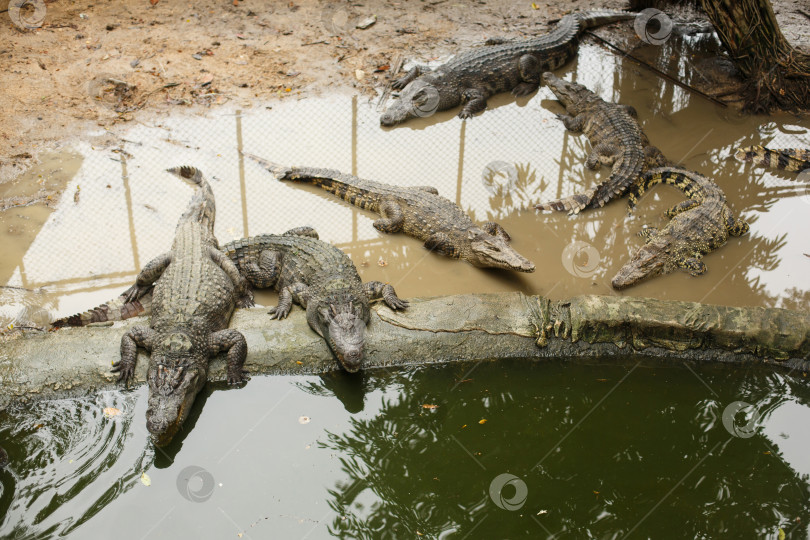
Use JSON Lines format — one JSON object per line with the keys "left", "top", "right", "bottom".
{"left": 1, "top": 44, "right": 808, "bottom": 329}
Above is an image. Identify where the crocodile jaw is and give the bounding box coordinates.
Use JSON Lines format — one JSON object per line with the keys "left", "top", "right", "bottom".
{"left": 469, "top": 237, "right": 536, "bottom": 272}
{"left": 541, "top": 72, "right": 592, "bottom": 113}
{"left": 380, "top": 79, "right": 454, "bottom": 127}
{"left": 145, "top": 359, "right": 205, "bottom": 447}
{"left": 611, "top": 243, "right": 667, "bottom": 289}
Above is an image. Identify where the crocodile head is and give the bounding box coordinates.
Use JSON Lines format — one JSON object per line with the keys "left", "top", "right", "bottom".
{"left": 542, "top": 72, "right": 595, "bottom": 114}
{"left": 610, "top": 239, "right": 672, "bottom": 289}
{"left": 145, "top": 333, "right": 207, "bottom": 446}
{"left": 468, "top": 232, "right": 536, "bottom": 272}
{"left": 310, "top": 298, "right": 370, "bottom": 373}
{"left": 380, "top": 78, "right": 453, "bottom": 127}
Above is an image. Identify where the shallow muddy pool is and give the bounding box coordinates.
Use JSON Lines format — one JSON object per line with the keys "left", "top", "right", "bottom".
{"left": 1, "top": 42, "right": 808, "bottom": 328}
{"left": 1, "top": 30, "right": 809, "bottom": 539}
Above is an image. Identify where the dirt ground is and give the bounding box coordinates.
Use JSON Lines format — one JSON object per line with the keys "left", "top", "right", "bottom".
{"left": 0, "top": 0, "right": 807, "bottom": 184}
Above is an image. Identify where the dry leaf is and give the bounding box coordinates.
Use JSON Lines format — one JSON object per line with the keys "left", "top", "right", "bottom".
{"left": 140, "top": 472, "right": 151, "bottom": 486}
{"left": 422, "top": 404, "right": 438, "bottom": 410}
{"left": 478, "top": 419, "right": 487, "bottom": 424}
{"left": 103, "top": 407, "right": 121, "bottom": 417}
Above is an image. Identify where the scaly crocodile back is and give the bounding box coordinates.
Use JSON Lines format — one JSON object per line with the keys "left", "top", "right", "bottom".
{"left": 735, "top": 145, "right": 810, "bottom": 172}
{"left": 222, "top": 234, "right": 364, "bottom": 296}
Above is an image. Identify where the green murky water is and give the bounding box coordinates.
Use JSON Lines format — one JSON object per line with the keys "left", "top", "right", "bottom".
{"left": 2, "top": 361, "right": 809, "bottom": 538}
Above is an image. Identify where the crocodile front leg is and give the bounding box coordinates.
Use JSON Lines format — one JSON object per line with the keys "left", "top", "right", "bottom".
{"left": 210, "top": 329, "right": 249, "bottom": 385}
{"left": 726, "top": 216, "right": 750, "bottom": 237}
{"left": 125, "top": 252, "right": 172, "bottom": 302}
{"left": 114, "top": 325, "right": 155, "bottom": 385}
{"left": 512, "top": 54, "right": 541, "bottom": 96}
{"left": 424, "top": 232, "right": 460, "bottom": 258}
{"left": 364, "top": 281, "right": 409, "bottom": 310}
{"left": 557, "top": 113, "right": 585, "bottom": 132}
{"left": 210, "top": 247, "right": 255, "bottom": 308}
{"left": 392, "top": 65, "right": 429, "bottom": 90}
{"left": 459, "top": 88, "right": 488, "bottom": 119}
{"left": 269, "top": 282, "right": 309, "bottom": 320}
{"left": 679, "top": 255, "right": 707, "bottom": 276}
{"left": 482, "top": 222, "right": 511, "bottom": 242}
{"left": 240, "top": 250, "right": 282, "bottom": 289}
{"left": 373, "top": 199, "right": 405, "bottom": 233}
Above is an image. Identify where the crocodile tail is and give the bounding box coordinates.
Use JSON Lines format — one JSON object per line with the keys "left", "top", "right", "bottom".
{"left": 51, "top": 290, "right": 152, "bottom": 328}
{"left": 735, "top": 145, "right": 810, "bottom": 172}
{"left": 166, "top": 166, "right": 216, "bottom": 233}
{"left": 534, "top": 188, "right": 597, "bottom": 215}
{"left": 575, "top": 10, "right": 636, "bottom": 31}
{"left": 243, "top": 151, "right": 379, "bottom": 211}
{"left": 629, "top": 167, "right": 702, "bottom": 212}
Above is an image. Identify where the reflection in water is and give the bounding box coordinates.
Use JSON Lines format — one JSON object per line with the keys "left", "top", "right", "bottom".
{"left": 0, "top": 390, "right": 154, "bottom": 537}
{"left": 319, "top": 362, "right": 810, "bottom": 538}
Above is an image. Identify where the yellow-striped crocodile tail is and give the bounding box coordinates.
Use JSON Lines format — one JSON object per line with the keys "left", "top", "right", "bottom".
{"left": 735, "top": 145, "right": 810, "bottom": 172}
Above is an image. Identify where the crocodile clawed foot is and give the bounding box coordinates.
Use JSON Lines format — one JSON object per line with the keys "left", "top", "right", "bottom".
{"left": 267, "top": 306, "right": 290, "bottom": 320}
{"left": 238, "top": 290, "right": 255, "bottom": 309}
{"left": 227, "top": 369, "right": 250, "bottom": 386}
{"left": 388, "top": 298, "right": 409, "bottom": 310}
{"left": 111, "top": 361, "right": 134, "bottom": 385}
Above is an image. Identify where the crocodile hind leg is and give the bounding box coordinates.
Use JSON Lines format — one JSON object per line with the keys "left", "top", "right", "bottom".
{"left": 240, "top": 250, "right": 281, "bottom": 289}
{"left": 482, "top": 222, "right": 511, "bottom": 242}
{"left": 586, "top": 143, "right": 620, "bottom": 170}
{"left": 125, "top": 252, "right": 172, "bottom": 302}
{"left": 373, "top": 200, "right": 405, "bottom": 233}
{"left": 459, "top": 88, "right": 488, "bottom": 119}
{"left": 638, "top": 226, "right": 659, "bottom": 242}
{"left": 210, "top": 329, "right": 249, "bottom": 385}
{"left": 210, "top": 247, "right": 255, "bottom": 308}
{"left": 283, "top": 226, "right": 319, "bottom": 239}
{"left": 114, "top": 325, "right": 155, "bottom": 385}
{"left": 364, "top": 281, "right": 409, "bottom": 310}
{"left": 512, "top": 55, "right": 541, "bottom": 96}
{"left": 424, "top": 232, "right": 460, "bottom": 258}
{"left": 665, "top": 199, "right": 700, "bottom": 218}
{"left": 269, "top": 282, "right": 309, "bottom": 320}
{"left": 392, "top": 65, "right": 430, "bottom": 90}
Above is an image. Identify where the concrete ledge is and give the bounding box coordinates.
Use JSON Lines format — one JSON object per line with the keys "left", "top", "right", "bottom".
{"left": 1, "top": 293, "right": 808, "bottom": 408}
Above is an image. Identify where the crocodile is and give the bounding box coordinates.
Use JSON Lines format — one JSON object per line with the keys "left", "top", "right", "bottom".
{"left": 534, "top": 72, "right": 666, "bottom": 215}
{"left": 243, "top": 152, "right": 536, "bottom": 272}
{"left": 111, "top": 166, "right": 254, "bottom": 446}
{"left": 735, "top": 145, "right": 810, "bottom": 173}
{"left": 222, "top": 227, "right": 409, "bottom": 373}
{"left": 379, "top": 11, "right": 634, "bottom": 126}
{"left": 611, "top": 167, "right": 749, "bottom": 289}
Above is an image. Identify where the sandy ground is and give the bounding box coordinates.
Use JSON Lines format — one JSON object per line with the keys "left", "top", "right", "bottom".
{"left": 0, "top": 0, "right": 806, "bottom": 184}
